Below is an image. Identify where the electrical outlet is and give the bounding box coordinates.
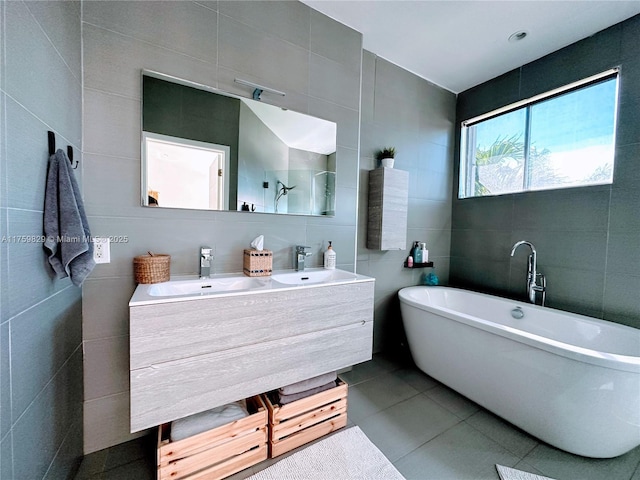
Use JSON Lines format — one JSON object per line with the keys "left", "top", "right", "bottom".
{"left": 93, "top": 237, "right": 111, "bottom": 264}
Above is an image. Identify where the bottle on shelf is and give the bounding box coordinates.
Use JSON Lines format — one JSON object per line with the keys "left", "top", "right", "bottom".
{"left": 419, "top": 242, "right": 429, "bottom": 263}
{"left": 410, "top": 241, "right": 419, "bottom": 261}
{"left": 414, "top": 244, "right": 423, "bottom": 263}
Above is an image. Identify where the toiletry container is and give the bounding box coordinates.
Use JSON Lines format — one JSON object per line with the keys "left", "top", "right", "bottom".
{"left": 410, "top": 241, "right": 419, "bottom": 260}
{"left": 324, "top": 241, "right": 336, "bottom": 269}
{"left": 420, "top": 242, "right": 429, "bottom": 263}
{"left": 407, "top": 256, "right": 414, "bottom": 268}
{"left": 414, "top": 243, "right": 423, "bottom": 263}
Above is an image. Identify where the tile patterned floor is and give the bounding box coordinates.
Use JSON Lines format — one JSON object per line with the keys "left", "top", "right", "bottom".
{"left": 75, "top": 352, "right": 640, "bottom": 480}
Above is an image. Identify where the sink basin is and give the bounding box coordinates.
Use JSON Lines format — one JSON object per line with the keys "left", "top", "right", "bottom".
{"left": 147, "top": 276, "right": 270, "bottom": 297}
{"left": 130, "top": 268, "right": 368, "bottom": 306}
{"left": 271, "top": 268, "right": 358, "bottom": 285}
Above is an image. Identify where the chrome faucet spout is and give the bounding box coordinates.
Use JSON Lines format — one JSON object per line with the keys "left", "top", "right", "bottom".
{"left": 294, "top": 245, "right": 312, "bottom": 271}
{"left": 510, "top": 240, "right": 536, "bottom": 257}
{"left": 200, "top": 246, "right": 213, "bottom": 278}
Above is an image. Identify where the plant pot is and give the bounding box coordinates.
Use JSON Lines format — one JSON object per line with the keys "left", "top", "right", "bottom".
{"left": 381, "top": 157, "right": 394, "bottom": 168}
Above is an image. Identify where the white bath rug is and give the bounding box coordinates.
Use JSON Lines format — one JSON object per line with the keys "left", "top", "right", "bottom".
{"left": 247, "top": 426, "right": 404, "bottom": 480}
{"left": 496, "top": 464, "right": 556, "bottom": 480}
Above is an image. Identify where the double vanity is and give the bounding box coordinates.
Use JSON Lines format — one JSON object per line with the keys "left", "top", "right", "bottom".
{"left": 129, "top": 268, "right": 374, "bottom": 432}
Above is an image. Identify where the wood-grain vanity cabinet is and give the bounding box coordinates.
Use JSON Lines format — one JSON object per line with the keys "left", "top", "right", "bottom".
{"left": 129, "top": 280, "right": 374, "bottom": 432}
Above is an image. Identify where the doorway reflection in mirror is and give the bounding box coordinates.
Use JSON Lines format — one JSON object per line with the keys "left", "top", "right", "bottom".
{"left": 142, "top": 132, "right": 229, "bottom": 211}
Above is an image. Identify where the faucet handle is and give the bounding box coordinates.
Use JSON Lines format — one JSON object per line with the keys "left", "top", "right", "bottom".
{"left": 295, "top": 245, "right": 311, "bottom": 253}
{"left": 201, "top": 246, "right": 212, "bottom": 258}
{"left": 535, "top": 273, "right": 546, "bottom": 306}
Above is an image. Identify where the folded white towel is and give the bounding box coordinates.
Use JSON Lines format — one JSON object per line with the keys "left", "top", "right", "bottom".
{"left": 170, "top": 401, "right": 249, "bottom": 441}
{"left": 279, "top": 371, "right": 337, "bottom": 396}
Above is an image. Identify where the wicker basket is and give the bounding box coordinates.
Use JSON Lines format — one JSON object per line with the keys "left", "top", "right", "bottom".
{"left": 243, "top": 249, "right": 273, "bottom": 277}
{"left": 134, "top": 253, "right": 170, "bottom": 284}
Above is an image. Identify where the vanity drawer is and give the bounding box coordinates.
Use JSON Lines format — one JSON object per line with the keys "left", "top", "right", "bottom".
{"left": 131, "top": 320, "right": 371, "bottom": 432}
{"left": 130, "top": 281, "right": 374, "bottom": 370}
{"left": 156, "top": 395, "right": 267, "bottom": 480}
{"left": 264, "top": 379, "right": 348, "bottom": 458}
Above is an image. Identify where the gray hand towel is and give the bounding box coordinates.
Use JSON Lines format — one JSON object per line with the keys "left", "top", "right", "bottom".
{"left": 43, "top": 149, "right": 95, "bottom": 286}
{"left": 170, "top": 401, "right": 249, "bottom": 441}
{"left": 279, "top": 371, "right": 337, "bottom": 396}
{"left": 277, "top": 380, "right": 337, "bottom": 405}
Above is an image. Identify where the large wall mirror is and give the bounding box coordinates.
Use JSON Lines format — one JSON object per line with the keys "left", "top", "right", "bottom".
{"left": 141, "top": 72, "right": 337, "bottom": 216}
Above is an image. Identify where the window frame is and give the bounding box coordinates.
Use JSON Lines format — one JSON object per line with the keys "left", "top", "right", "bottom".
{"left": 459, "top": 68, "right": 620, "bottom": 199}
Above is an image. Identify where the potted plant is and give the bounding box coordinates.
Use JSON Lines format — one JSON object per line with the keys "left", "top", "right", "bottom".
{"left": 375, "top": 147, "right": 396, "bottom": 168}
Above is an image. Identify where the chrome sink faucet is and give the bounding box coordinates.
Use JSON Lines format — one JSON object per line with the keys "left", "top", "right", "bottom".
{"left": 295, "top": 245, "right": 312, "bottom": 271}
{"left": 200, "top": 246, "right": 213, "bottom": 278}
{"left": 510, "top": 240, "right": 546, "bottom": 306}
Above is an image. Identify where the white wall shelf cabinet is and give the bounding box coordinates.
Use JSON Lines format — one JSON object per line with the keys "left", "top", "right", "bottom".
{"left": 367, "top": 167, "right": 409, "bottom": 250}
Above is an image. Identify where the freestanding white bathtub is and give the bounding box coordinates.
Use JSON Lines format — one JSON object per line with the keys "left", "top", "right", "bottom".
{"left": 399, "top": 286, "right": 640, "bottom": 458}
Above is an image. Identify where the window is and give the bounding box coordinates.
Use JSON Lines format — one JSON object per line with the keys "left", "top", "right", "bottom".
{"left": 459, "top": 69, "right": 619, "bottom": 199}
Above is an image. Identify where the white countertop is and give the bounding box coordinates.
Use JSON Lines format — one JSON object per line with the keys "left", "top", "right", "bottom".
{"left": 129, "top": 268, "right": 374, "bottom": 306}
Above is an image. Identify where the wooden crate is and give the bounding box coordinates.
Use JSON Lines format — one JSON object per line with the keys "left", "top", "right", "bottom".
{"left": 264, "top": 379, "right": 348, "bottom": 458}
{"left": 157, "top": 396, "right": 268, "bottom": 480}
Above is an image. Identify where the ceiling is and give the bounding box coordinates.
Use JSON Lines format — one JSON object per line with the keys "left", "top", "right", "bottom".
{"left": 242, "top": 99, "right": 337, "bottom": 154}
{"left": 300, "top": 1, "right": 640, "bottom": 93}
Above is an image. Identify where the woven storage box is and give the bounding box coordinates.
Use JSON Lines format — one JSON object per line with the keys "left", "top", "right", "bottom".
{"left": 134, "top": 254, "right": 170, "bottom": 284}
{"left": 264, "top": 379, "right": 348, "bottom": 458}
{"left": 243, "top": 249, "right": 273, "bottom": 277}
{"left": 157, "top": 396, "right": 268, "bottom": 480}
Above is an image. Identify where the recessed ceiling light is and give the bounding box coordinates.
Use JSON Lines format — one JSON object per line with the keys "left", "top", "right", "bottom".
{"left": 508, "top": 31, "right": 528, "bottom": 43}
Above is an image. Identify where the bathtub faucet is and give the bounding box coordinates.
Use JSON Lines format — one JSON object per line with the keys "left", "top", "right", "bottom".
{"left": 510, "top": 241, "right": 546, "bottom": 306}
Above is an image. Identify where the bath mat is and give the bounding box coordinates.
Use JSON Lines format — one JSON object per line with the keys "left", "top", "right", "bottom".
{"left": 496, "top": 464, "right": 556, "bottom": 480}
{"left": 247, "top": 426, "right": 404, "bottom": 480}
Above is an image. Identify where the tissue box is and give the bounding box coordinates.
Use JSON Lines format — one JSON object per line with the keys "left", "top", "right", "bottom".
{"left": 243, "top": 249, "right": 273, "bottom": 277}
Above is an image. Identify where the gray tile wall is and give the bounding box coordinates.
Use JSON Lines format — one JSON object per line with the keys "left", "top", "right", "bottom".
{"left": 452, "top": 15, "right": 640, "bottom": 327}
{"left": 81, "top": 0, "right": 362, "bottom": 453}
{"left": 358, "top": 53, "right": 456, "bottom": 353}
{"left": 1, "top": 1, "right": 83, "bottom": 479}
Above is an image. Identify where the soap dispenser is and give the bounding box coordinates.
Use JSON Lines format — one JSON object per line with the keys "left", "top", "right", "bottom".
{"left": 419, "top": 242, "right": 429, "bottom": 263}
{"left": 324, "top": 241, "right": 336, "bottom": 270}
{"left": 414, "top": 242, "right": 423, "bottom": 263}
{"left": 410, "top": 241, "right": 419, "bottom": 261}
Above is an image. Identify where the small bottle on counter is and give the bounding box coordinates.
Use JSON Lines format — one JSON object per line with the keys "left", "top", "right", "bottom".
{"left": 407, "top": 255, "right": 414, "bottom": 268}
{"left": 324, "top": 241, "right": 336, "bottom": 269}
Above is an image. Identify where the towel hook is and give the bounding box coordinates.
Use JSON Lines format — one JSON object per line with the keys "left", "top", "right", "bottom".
{"left": 47, "top": 131, "right": 78, "bottom": 169}
{"left": 48, "top": 131, "right": 55, "bottom": 156}
{"left": 67, "top": 146, "right": 77, "bottom": 169}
